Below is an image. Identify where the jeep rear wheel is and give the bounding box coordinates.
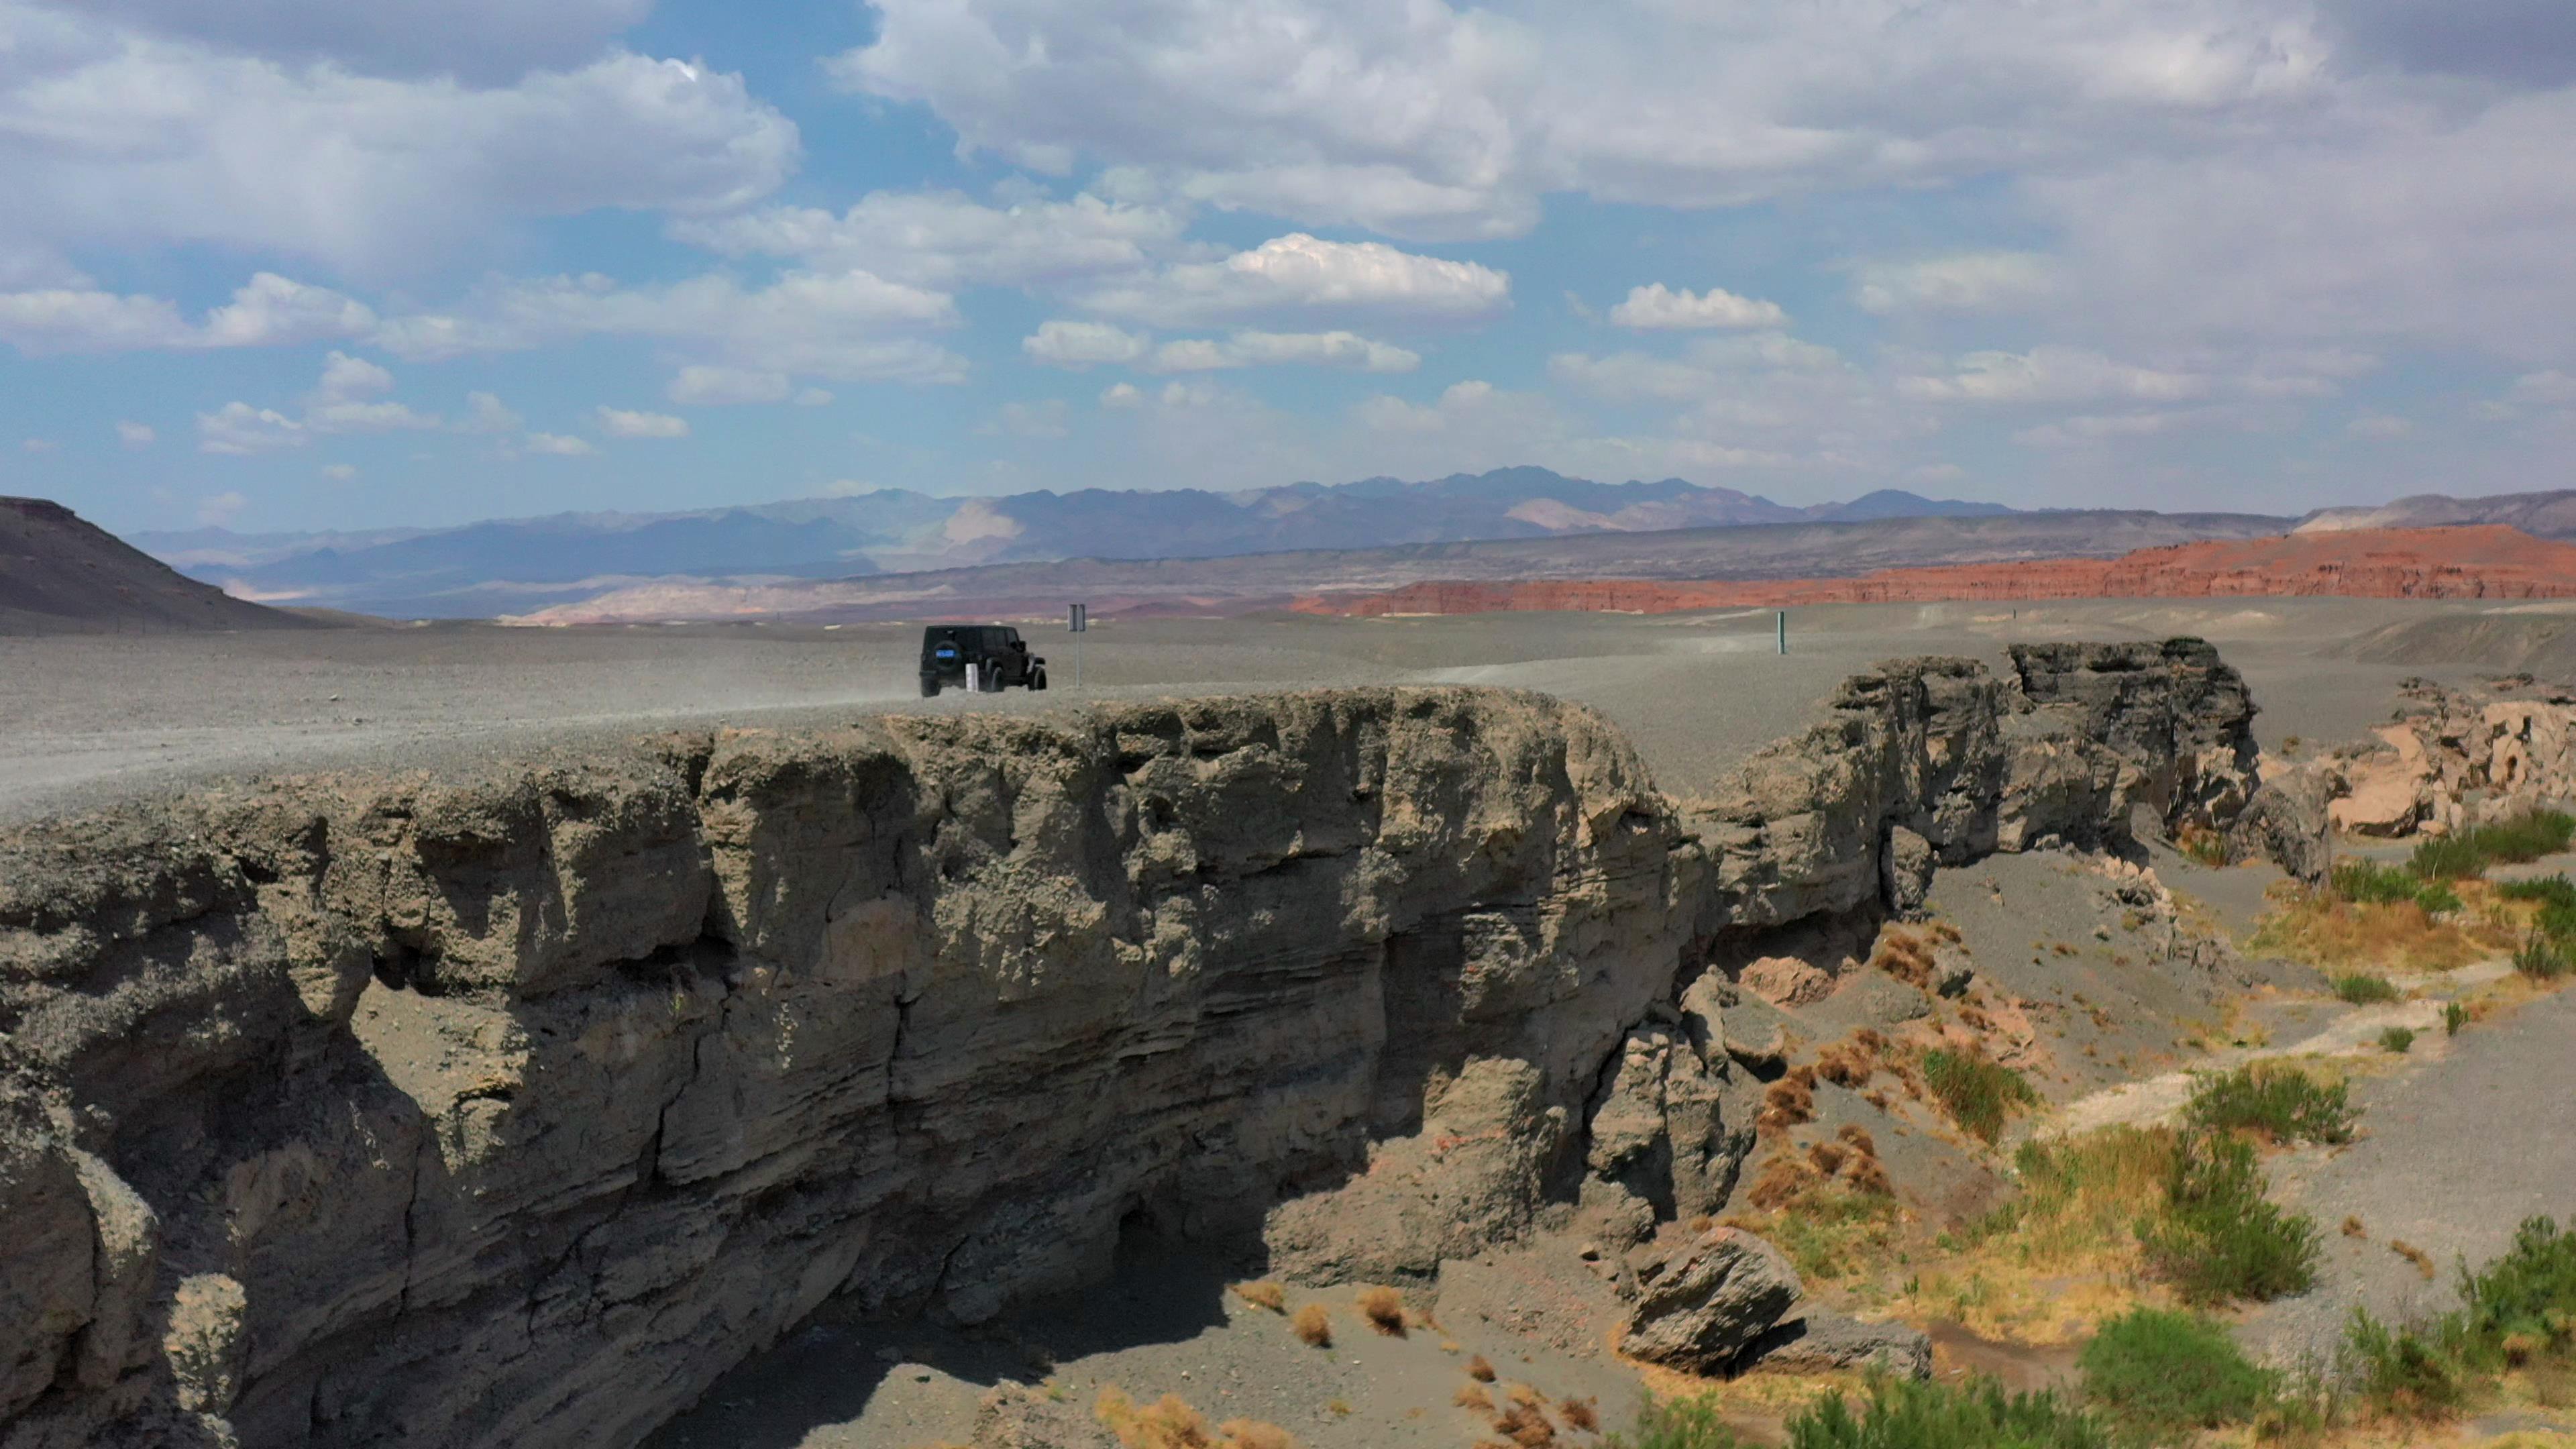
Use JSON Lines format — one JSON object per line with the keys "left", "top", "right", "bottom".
{"left": 920, "top": 676, "right": 941, "bottom": 698}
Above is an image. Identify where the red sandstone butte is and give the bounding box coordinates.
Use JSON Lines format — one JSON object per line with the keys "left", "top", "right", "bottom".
{"left": 1291, "top": 526, "right": 2576, "bottom": 618}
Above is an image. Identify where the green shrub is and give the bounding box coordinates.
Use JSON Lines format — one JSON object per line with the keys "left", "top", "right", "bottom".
{"left": 2380, "top": 1026, "right": 2416, "bottom": 1054}
{"left": 2181, "top": 1065, "right": 2355, "bottom": 1145}
{"left": 1611, "top": 1394, "right": 1748, "bottom": 1449}
{"left": 2465, "top": 810, "right": 2576, "bottom": 865}
{"left": 1922, "top": 1049, "right": 2039, "bottom": 1144}
{"left": 1787, "top": 1376, "right": 2111, "bottom": 1449}
{"left": 2445, "top": 1001, "right": 2469, "bottom": 1036}
{"left": 2414, "top": 881, "right": 2463, "bottom": 915}
{"left": 2514, "top": 931, "right": 2571, "bottom": 981}
{"left": 2138, "top": 1135, "right": 2319, "bottom": 1304}
{"left": 2498, "top": 873, "right": 2576, "bottom": 910}
{"left": 2351, "top": 1215, "right": 2576, "bottom": 1414}
{"left": 2079, "top": 1307, "right": 2274, "bottom": 1433}
{"left": 2331, "top": 972, "right": 2400, "bottom": 1005}
{"left": 2333, "top": 859, "right": 2423, "bottom": 905}
{"left": 2408, "top": 836, "right": 2487, "bottom": 881}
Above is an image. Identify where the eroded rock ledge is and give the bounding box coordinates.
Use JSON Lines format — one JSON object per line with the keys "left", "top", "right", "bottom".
{"left": 0, "top": 642, "right": 2274, "bottom": 1448}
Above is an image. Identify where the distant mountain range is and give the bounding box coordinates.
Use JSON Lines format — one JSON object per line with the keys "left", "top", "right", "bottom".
{"left": 128, "top": 468, "right": 2017, "bottom": 618}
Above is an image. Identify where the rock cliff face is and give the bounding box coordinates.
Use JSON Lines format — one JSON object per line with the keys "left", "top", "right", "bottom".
{"left": 0, "top": 645, "right": 2267, "bottom": 1448}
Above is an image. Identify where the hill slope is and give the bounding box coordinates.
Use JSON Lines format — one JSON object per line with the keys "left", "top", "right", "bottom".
{"left": 2296, "top": 488, "right": 2576, "bottom": 537}
{"left": 1, "top": 497, "right": 321, "bottom": 635}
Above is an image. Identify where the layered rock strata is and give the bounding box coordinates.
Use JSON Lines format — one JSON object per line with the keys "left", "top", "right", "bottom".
{"left": 1, "top": 642, "right": 2266, "bottom": 1448}
{"left": 2322, "top": 675, "right": 2576, "bottom": 837}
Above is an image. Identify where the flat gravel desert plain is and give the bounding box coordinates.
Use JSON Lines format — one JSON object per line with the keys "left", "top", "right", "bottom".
{"left": 1, "top": 595, "right": 2551, "bottom": 826}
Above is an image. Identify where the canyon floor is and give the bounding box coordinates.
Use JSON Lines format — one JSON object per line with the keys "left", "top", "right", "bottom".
{"left": 2, "top": 594, "right": 2555, "bottom": 826}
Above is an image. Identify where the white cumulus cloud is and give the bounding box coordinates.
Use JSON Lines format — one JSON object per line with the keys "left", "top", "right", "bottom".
{"left": 1853, "top": 253, "right": 2063, "bottom": 315}
{"left": 115, "top": 421, "right": 155, "bottom": 448}
{"left": 1608, "top": 283, "right": 1786, "bottom": 330}
{"left": 1073, "top": 233, "right": 1508, "bottom": 327}
{"left": 197, "top": 403, "right": 307, "bottom": 455}
{"left": 528, "top": 433, "right": 598, "bottom": 455}
{"left": 1024, "top": 320, "right": 1151, "bottom": 368}
{"left": 597, "top": 407, "right": 689, "bottom": 439}
{"left": 667, "top": 366, "right": 794, "bottom": 405}
{"left": 1147, "top": 329, "right": 1419, "bottom": 372}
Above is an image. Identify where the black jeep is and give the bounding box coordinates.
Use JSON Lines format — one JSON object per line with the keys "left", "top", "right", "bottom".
{"left": 919, "top": 625, "right": 1047, "bottom": 697}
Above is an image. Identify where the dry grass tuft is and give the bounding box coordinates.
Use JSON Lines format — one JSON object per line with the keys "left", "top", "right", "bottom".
{"left": 1230, "top": 1281, "right": 1286, "bottom": 1313}
{"left": 2392, "top": 1240, "right": 2437, "bottom": 1279}
{"left": 2248, "top": 885, "right": 2502, "bottom": 973}
{"left": 1815, "top": 1029, "right": 1890, "bottom": 1089}
{"left": 1557, "top": 1397, "right": 1599, "bottom": 1432}
{"left": 1807, "top": 1140, "right": 1848, "bottom": 1177}
{"left": 1466, "top": 1352, "right": 1497, "bottom": 1382}
{"left": 1491, "top": 1401, "right": 1555, "bottom": 1446}
{"left": 1291, "top": 1304, "right": 1332, "bottom": 1348}
{"left": 1355, "top": 1285, "right": 1407, "bottom": 1336}
{"left": 1872, "top": 928, "right": 1936, "bottom": 987}
{"left": 1096, "top": 1388, "right": 1216, "bottom": 1449}
{"left": 1454, "top": 1385, "right": 1494, "bottom": 1412}
{"left": 1928, "top": 920, "right": 1964, "bottom": 945}
{"left": 1216, "top": 1421, "right": 1296, "bottom": 1449}
{"left": 1758, "top": 1067, "right": 1817, "bottom": 1134}
{"left": 2343, "top": 1215, "right": 2369, "bottom": 1240}
{"left": 1504, "top": 1383, "right": 1548, "bottom": 1411}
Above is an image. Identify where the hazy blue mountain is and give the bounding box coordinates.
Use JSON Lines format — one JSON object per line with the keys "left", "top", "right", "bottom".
{"left": 132, "top": 466, "right": 2031, "bottom": 617}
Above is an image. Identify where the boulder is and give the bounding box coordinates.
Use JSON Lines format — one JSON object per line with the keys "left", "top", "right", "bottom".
{"left": 1739, "top": 955, "right": 1833, "bottom": 1008}
{"left": 1881, "top": 825, "right": 1935, "bottom": 913}
{"left": 1621, "top": 1228, "right": 1802, "bottom": 1371}
{"left": 1740, "top": 1310, "right": 1933, "bottom": 1379}
{"left": 2229, "top": 767, "right": 2334, "bottom": 885}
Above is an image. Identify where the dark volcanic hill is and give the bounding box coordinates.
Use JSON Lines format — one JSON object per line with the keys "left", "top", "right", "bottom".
{"left": 1, "top": 496, "right": 321, "bottom": 635}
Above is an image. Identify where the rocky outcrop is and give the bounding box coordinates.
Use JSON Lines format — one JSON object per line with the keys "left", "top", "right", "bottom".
{"left": 2320, "top": 676, "right": 2576, "bottom": 837}
{"left": 0, "top": 641, "right": 2273, "bottom": 1448}
{"left": 1682, "top": 641, "right": 2259, "bottom": 941}
{"left": 1738, "top": 1310, "right": 1933, "bottom": 1379}
{"left": 1294, "top": 525, "right": 2576, "bottom": 617}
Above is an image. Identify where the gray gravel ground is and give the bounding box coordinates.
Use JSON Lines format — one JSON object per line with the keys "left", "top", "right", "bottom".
{"left": 0, "top": 596, "right": 2501, "bottom": 827}
{"left": 2242, "top": 983, "right": 2576, "bottom": 1374}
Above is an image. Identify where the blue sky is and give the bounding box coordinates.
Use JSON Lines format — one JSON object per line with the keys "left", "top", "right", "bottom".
{"left": 1, "top": 0, "right": 2571, "bottom": 535}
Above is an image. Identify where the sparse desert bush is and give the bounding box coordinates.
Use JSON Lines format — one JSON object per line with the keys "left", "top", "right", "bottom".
{"left": 1217, "top": 1421, "right": 1296, "bottom": 1449}
{"left": 2335, "top": 859, "right": 2426, "bottom": 905}
{"left": 1737, "top": 1150, "right": 1901, "bottom": 1281}
{"left": 2331, "top": 971, "right": 2400, "bottom": 1004}
{"left": 2176, "top": 825, "right": 2231, "bottom": 868}
{"left": 1230, "top": 1280, "right": 1285, "bottom": 1313}
{"left": 1291, "top": 1304, "right": 1331, "bottom": 1348}
{"left": 1466, "top": 1353, "right": 1497, "bottom": 1382}
{"left": 2446, "top": 1000, "right": 2471, "bottom": 1035}
{"left": 1457, "top": 1385, "right": 1495, "bottom": 1412}
{"left": 2137, "top": 1134, "right": 2319, "bottom": 1305}
{"left": 2467, "top": 810, "right": 2576, "bottom": 866}
{"left": 1609, "top": 1394, "right": 1746, "bottom": 1449}
{"left": 1921, "top": 1048, "right": 2037, "bottom": 1144}
{"left": 2078, "top": 1307, "right": 2273, "bottom": 1434}
{"left": 2516, "top": 930, "right": 2572, "bottom": 981}
{"left": 2410, "top": 835, "right": 2488, "bottom": 881}
{"left": 1785, "top": 1375, "right": 2112, "bottom": 1449}
{"left": 2181, "top": 1063, "right": 2355, "bottom": 1145}
{"left": 1355, "top": 1285, "right": 1406, "bottom": 1336}
{"left": 1559, "top": 1397, "right": 1599, "bottom": 1432}
{"left": 2499, "top": 873, "right": 2576, "bottom": 910}
{"left": 2416, "top": 881, "right": 2464, "bottom": 915}
{"left": 2350, "top": 1215, "right": 2576, "bottom": 1415}
{"left": 2381, "top": 1026, "right": 2417, "bottom": 1054}
{"left": 2343, "top": 1215, "right": 2368, "bottom": 1239}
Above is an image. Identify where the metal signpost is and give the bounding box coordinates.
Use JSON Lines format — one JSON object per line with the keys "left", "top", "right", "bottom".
{"left": 1777, "top": 609, "right": 1787, "bottom": 655}
{"left": 1069, "top": 602, "right": 1087, "bottom": 688}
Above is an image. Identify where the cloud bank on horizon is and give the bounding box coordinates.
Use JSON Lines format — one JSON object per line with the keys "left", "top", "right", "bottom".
{"left": 0, "top": 0, "right": 2571, "bottom": 532}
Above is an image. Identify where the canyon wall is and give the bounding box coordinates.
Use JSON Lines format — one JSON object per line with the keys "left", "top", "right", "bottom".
{"left": 0, "top": 645, "right": 2268, "bottom": 1449}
